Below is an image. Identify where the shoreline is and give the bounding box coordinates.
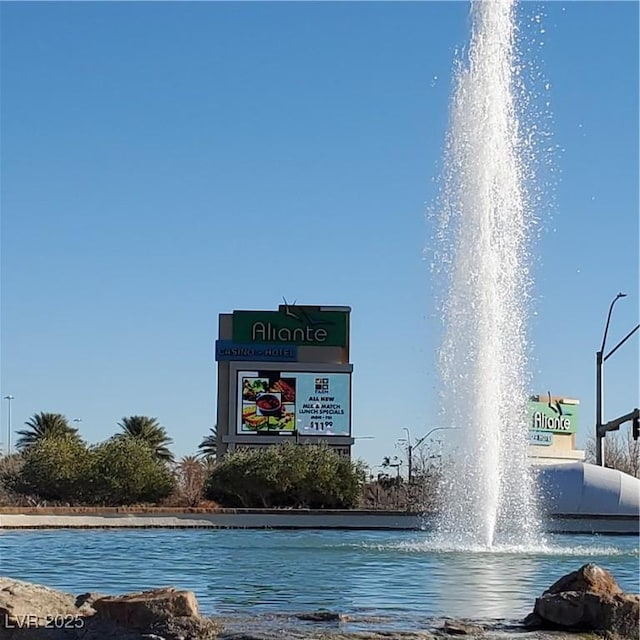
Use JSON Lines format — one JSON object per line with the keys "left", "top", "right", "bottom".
{"left": 1, "top": 564, "right": 638, "bottom": 640}
{"left": 0, "top": 510, "right": 637, "bottom": 533}
{"left": 0, "top": 510, "right": 421, "bottom": 530}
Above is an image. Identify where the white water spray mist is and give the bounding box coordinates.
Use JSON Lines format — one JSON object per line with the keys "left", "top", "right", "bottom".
{"left": 431, "top": 0, "right": 543, "bottom": 549}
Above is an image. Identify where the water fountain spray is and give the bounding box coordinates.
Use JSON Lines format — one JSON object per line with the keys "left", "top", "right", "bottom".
{"left": 433, "top": 0, "right": 542, "bottom": 549}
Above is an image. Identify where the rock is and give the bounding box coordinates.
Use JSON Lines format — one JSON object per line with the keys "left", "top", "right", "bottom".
{"left": 536, "top": 590, "right": 610, "bottom": 628}
{"left": 71, "top": 617, "right": 155, "bottom": 640}
{"left": 149, "top": 614, "right": 221, "bottom": 640}
{"left": 0, "top": 578, "right": 222, "bottom": 640}
{"left": 0, "top": 577, "right": 81, "bottom": 627}
{"left": 93, "top": 587, "right": 221, "bottom": 639}
{"left": 217, "top": 634, "right": 272, "bottom": 640}
{"left": 93, "top": 587, "right": 200, "bottom": 627}
{"left": 543, "top": 563, "right": 623, "bottom": 597}
{"left": 441, "top": 619, "right": 484, "bottom": 635}
{"left": 528, "top": 563, "right": 640, "bottom": 639}
{"left": 296, "top": 610, "right": 347, "bottom": 622}
{"left": 521, "top": 612, "right": 544, "bottom": 628}
{"left": 74, "top": 592, "right": 104, "bottom": 610}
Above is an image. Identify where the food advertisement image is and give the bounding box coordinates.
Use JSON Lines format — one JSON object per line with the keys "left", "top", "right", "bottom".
{"left": 240, "top": 374, "right": 297, "bottom": 433}
{"left": 237, "top": 370, "right": 351, "bottom": 436}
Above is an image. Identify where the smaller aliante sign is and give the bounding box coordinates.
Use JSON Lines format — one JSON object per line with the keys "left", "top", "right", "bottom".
{"left": 528, "top": 399, "right": 578, "bottom": 434}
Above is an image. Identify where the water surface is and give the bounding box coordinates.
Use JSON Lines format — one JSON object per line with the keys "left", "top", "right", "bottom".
{"left": 1, "top": 529, "right": 637, "bottom": 622}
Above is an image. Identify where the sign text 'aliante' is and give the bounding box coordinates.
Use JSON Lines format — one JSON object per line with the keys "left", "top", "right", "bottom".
{"left": 232, "top": 309, "right": 348, "bottom": 347}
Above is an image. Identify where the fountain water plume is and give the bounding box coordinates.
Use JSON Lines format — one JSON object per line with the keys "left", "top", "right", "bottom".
{"left": 432, "top": 0, "right": 542, "bottom": 549}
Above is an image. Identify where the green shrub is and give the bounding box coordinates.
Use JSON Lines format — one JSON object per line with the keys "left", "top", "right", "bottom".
{"left": 205, "top": 443, "right": 365, "bottom": 509}
{"left": 87, "top": 437, "right": 176, "bottom": 505}
{"left": 13, "top": 435, "right": 91, "bottom": 503}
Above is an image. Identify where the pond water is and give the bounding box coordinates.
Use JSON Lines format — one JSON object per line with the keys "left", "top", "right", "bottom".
{"left": 1, "top": 529, "right": 638, "bottom": 625}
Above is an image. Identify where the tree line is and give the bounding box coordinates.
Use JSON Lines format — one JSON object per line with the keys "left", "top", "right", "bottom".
{"left": 3, "top": 412, "right": 635, "bottom": 511}
{"left": 0, "top": 412, "right": 365, "bottom": 508}
{"left": 12, "top": 412, "right": 217, "bottom": 462}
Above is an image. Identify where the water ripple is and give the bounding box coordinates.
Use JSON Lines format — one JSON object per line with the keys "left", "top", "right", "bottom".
{"left": 0, "top": 529, "right": 637, "bottom": 620}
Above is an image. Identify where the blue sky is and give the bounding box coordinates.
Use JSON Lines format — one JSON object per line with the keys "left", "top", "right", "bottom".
{"left": 1, "top": 1, "right": 638, "bottom": 469}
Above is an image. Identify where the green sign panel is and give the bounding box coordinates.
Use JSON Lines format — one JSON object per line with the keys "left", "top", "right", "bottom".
{"left": 528, "top": 400, "right": 578, "bottom": 434}
{"left": 233, "top": 309, "right": 349, "bottom": 347}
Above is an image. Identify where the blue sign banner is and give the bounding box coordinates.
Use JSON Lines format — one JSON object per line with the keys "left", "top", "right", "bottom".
{"left": 529, "top": 430, "right": 553, "bottom": 446}
{"left": 215, "top": 341, "right": 298, "bottom": 362}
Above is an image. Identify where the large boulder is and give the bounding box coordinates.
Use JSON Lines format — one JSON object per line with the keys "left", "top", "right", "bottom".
{"left": 0, "top": 577, "right": 89, "bottom": 627}
{"left": 0, "top": 578, "right": 221, "bottom": 640}
{"left": 543, "top": 563, "right": 623, "bottom": 596}
{"left": 93, "top": 587, "right": 199, "bottom": 627}
{"left": 525, "top": 563, "right": 639, "bottom": 639}
{"left": 93, "top": 587, "right": 220, "bottom": 639}
{"left": 0, "top": 578, "right": 106, "bottom": 639}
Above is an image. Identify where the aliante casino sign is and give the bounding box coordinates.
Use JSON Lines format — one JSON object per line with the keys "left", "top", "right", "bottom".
{"left": 215, "top": 304, "right": 353, "bottom": 455}
{"left": 232, "top": 306, "right": 349, "bottom": 347}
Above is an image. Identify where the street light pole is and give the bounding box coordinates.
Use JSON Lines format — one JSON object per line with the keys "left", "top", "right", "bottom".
{"left": 595, "top": 345, "right": 604, "bottom": 466}
{"left": 402, "top": 427, "right": 413, "bottom": 483}
{"left": 595, "top": 292, "right": 637, "bottom": 466}
{"left": 3, "top": 395, "right": 14, "bottom": 455}
{"left": 408, "top": 426, "right": 458, "bottom": 478}
{"left": 596, "top": 293, "right": 626, "bottom": 465}
{"left": 414, "top": 426, "right": 458, "bottom": 449}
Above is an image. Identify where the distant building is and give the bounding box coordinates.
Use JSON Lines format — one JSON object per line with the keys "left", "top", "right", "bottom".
{"left": 528, "top": 394, "right": 585, "bottom": 465}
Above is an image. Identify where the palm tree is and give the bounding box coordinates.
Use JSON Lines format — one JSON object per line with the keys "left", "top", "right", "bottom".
{"left": 117, "top": 416, "right": 174, "bottom": 463}
{"left": 197, "top": 426, "right": 217, "bottom": 461}
{"left": 16, "top": 412, "right": 81, "bottom": 450}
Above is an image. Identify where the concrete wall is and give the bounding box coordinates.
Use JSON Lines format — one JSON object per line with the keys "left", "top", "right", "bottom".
{"left": 0, "top": 511, "right": 636, "bottom": 534}
{"left": 0, "top": 511, "right": 422, "bottom": 530}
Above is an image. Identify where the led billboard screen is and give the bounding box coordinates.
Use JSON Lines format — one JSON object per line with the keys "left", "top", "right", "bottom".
{"left": 237, "top": 370, "right": 351, "bottom": 436}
